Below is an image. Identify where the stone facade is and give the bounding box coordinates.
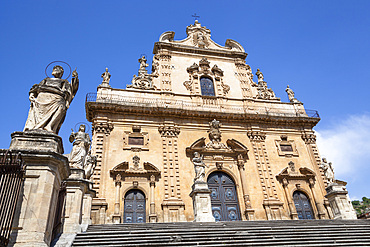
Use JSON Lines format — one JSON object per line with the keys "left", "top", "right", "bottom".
{"left": 85, "top": 21, "right": 335, "bottom": 223}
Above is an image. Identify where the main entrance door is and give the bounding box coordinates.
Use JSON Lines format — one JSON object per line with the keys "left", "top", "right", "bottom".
{"left": 293, "top": 191, "right": 314, "bottom": 219}
{"left": 207, "top": 172, "right": 241, "bottom": 221}
{"left": 124, "top": 189, "right": 146, "bottom": 223}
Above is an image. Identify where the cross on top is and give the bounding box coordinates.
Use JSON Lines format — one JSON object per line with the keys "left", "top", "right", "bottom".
{"left": 192, "top": 13, "right": 200, "bottom": 21}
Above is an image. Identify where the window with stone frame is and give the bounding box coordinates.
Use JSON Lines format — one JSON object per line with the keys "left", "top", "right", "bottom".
{"left": 200, "top": 76, "right": 216, "bottom": 96}
{"left": 123, "top": 126, "right": 149, "bottom": 151}
{"left": 275, "top": 135, "right": 298, "bottom": 157}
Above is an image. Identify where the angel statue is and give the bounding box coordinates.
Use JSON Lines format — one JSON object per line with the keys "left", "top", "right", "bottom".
{"left": 24, "top": 65, "right": 79, "bottom": 134}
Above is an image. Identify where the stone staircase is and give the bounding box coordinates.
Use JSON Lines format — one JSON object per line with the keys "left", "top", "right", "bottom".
{"left": 72, "top": 220, "right": 370, "bottom": 247}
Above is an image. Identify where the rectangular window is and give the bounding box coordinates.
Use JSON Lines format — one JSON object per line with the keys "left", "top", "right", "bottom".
{"left": 128, "top": 137, "right": 144, "bottom": 145}
{"left": 280, "top": 144, "right": 293, "bottom": 152}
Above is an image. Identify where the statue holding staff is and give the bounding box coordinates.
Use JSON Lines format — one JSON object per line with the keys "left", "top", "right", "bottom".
{"left": 24, "top": 64, "right": 79, "bottom": 134}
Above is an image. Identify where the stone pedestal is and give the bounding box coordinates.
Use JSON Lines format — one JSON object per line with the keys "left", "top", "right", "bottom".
{"left": 81, "top": 189, "right": 96, "bottom": 231}
{"left": 62, "top": 169, "right": 94, "bottom": 234}
{"left": 53, "top": 169, "right": 95, "bottom": 247}
{"left": 7, "top": 131, "right": 70, "bottom": 247}
{"left": 189, "top": 182, "right": 215, "bottom": 222}
{"left": 325, "top": 180, "right": 357, "bottom": 220}
{"left": 91, "top": 198, "right": 108, "bottom": 225}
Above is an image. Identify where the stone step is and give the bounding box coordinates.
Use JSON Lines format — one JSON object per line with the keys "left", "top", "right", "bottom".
{"left": 74, "top": 229, "right": 370, "bottom": 239}
{"left": 72, "top": 220, "right": 370, "bottom": 247}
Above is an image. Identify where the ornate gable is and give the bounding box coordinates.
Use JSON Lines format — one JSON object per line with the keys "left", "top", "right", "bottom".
{"left": 156, "top": 20, "right": 245, "bottom": 54}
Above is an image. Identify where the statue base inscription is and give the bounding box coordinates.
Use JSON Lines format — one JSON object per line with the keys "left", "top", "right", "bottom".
{"left": 189, "top": 181, "right": 215, "bottom": 222}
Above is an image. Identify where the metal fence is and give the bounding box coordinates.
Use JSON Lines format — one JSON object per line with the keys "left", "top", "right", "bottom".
{"left": 0, "top": 151, "right": 26, "bottom": 247}
{"left": 86, "top": 93, "right": 320, "bottom": 119}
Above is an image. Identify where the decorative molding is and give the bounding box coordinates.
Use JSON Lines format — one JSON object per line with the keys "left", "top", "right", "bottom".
{"left": 92, "top": 121, "right": 114, "bottom": 136}
{"left": 247, "top": 130, "right": 266, "bottom": 141}
{"left": 158, "top": 125, "right": 180, "bottom": 137}
{"left": 301, "top": 133, "right": 316, "bottom": 144}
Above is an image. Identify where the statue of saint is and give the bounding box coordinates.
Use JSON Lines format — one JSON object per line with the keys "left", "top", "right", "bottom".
{"left": 84, "top": 150, "right": 97, "bottom": 179}
{"left": 69, "top": 124, "right": 91, "bottom": 169}
{"left": 101, "top": 67, "right": 111, "bottom": 83}
{"left": 24, "top": 65, "right": 79, "bottom": 134}
{"left": 255, "top": 68, "right": 264, "bottom": 83}
{"left": 285, "top": 85, "right": 299, "bottom": 103}
{"left": 321, "top": 158, "right": 335, "bottom": 184}
{"left": 192, "top": 152, "right": 205, "bottom": 183}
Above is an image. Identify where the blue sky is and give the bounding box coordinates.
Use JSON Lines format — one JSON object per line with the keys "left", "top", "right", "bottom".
{"left": 1, "top": 1, "right": 369, "bottom": 200}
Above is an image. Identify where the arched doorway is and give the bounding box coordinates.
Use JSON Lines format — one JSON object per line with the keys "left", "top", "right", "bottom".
{"left": 207, "top": 171, "right": 241, "bottom": 221}
{"left": 293, "top": 191, "right": 314, "bottom": 219}
{"left": 124, "top": 189, "right": 146, "bottom": 223}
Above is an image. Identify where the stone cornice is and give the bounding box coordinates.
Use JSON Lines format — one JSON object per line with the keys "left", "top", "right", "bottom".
{"left": 86, "top": 101, "right": 320, "bottom": 129}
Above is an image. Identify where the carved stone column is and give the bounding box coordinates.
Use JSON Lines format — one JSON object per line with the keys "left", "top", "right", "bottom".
{"left": 236, "top": 156, "right": 255, "bottom": 220}
{"left": 247, "top": 130, "right": 284, "bottom": 220}
{"left": 149, "top": 175, "right": 157, "bottom": 223}
{"left": 158, "top": 124, "right": 185, "bottom": 222}
{"left": 112, "top": 174, "right": 121, "bottom": 224}
{"left": 281, "top": 178, "right": 298, "bottom": 220}
{"left": 308, "top": 178, "right": 326, "bottom": 219}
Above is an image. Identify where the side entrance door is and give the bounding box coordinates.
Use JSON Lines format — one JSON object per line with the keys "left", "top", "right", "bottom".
{"left": 207, "top": 172, "right": 241, "bottom": 221}
{"left": 124, "top": 189, "right": 146, "bottom": 223}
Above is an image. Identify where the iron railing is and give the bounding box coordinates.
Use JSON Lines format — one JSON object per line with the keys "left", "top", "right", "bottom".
{"left": 86, "top": 93, "right": 320, "bottom": 119}
{"left": 0, "top": 151, "right": 25, "bottom": 247}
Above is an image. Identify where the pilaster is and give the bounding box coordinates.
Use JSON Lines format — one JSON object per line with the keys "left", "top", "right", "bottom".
{"left": 158, "top": 124, "right": 185, "bottom": 222}
{"left": 247, "top": 129, "right": 284, "bottom": 220}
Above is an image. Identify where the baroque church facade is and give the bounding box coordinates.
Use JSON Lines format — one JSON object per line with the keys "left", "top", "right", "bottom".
{"left": 86, "top": 21, "right": 333, "bottom": 224}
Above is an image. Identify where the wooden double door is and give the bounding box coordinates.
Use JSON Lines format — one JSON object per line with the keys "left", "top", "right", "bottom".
{"left": 124, "top": 189, "right": 146, "bottom": 223}
{"left": 293, "top": 191, "right": 315, "bottom": 219}
{"left": 208, "top": 172, "right": 241, "bottom": 221}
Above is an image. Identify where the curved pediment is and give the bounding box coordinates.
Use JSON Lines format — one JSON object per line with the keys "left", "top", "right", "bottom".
{"left": 157, "top": 21, "right": 246, "bottom": 53}
{"left": 110, "top": 161, "right": 129, "bottom": 172}
{"left": 226, "top": 139, "right": 249, "bottom": 153}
